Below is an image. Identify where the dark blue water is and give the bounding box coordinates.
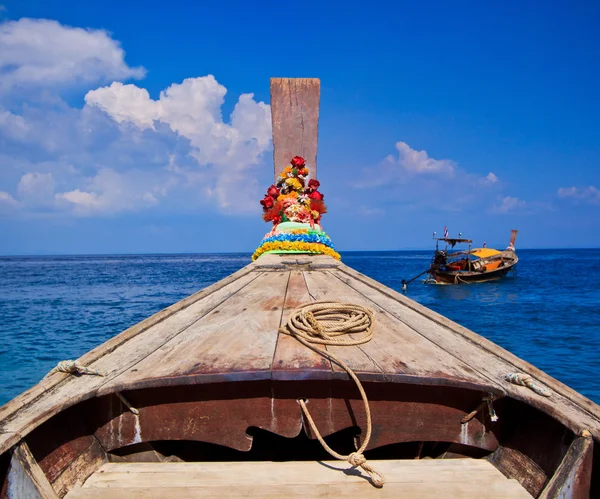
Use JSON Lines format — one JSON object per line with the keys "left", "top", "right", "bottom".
{"left": 0, "top": 250, "right": 598, "bottom": 406}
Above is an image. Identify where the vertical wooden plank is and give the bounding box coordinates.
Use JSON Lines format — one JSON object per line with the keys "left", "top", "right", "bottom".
{"left": 4, "top": 442, "right": 58, "bottom": 499}
{"left": 272, "top": 271, "right": 332, "bottom": 380}
{"left": 270, "top": 78, "right": 320, "bottom": 179}
{"left": 538, "top": 433, "right": 594, "bottom": 499}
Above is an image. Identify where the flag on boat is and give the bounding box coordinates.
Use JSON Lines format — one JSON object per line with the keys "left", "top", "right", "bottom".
{"left": 444, "top": 226, "right": 449, "bottom": 238}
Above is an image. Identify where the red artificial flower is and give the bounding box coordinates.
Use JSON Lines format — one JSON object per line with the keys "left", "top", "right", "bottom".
{"left": 271, "top": 215, "right": 282, "bottom": 225}
{"left": 267, "top": 185, "right": 279, "bottom": 197}
{"left": 260, "top": 196, "right": 274, "bottom": 210}
{"left": 308, "top": 179, "right": 320, "bottom": 190}
{"left": 291, "top": 156, "right": 305, "bottom": 168}
{"left": 310, "top": 199, "right": 327, "bottom": 214}
{"left": 308, "top": 190, "right": 324, "bottom": 201}
{"left": 262, "top": 201, "right": 283, "bottom": 222}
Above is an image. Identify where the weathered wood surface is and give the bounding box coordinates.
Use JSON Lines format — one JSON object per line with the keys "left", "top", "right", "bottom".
{"left": 538, "top": 433, "right": 593, "bottom": 499}
{"left": 332, "top": 263, "right": 600, "bottom": 436}
{"left": 50, "top": 439, "right": 106, "bottom": 497}
{"left": 272, "top": 271, "right": 333, "bottom": 380}
{"left": 2, "top": 442, "right": 58, "bottom": 499}
{"left": 487, "top": 446, "right": 548, "bottom": 496}
{"left": 270, "top": 78, "right": 320, "bottom": 179}
{"left": 85, "top": 383, "right": 497, "bottom": 454}
{"left": 64, "top": 459, "right": 531, "bottom": 498}
{"left": 1, "top": 254, "right": 599, "bottom": 459}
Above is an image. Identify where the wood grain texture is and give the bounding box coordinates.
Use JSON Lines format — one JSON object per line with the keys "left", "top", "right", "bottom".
{"left": 100, "top": 271, "right": 288, "bottom": 391}
{"left": 538, "top": 434, "right": 593, "bottom": 499}
{"left": 272, "top": 271, "right": 333, "bottom": 380}
{"left": 51, "top": 439, "right": 106, "bottom": 498}
{"left": 4, "top": 442, "right": 58, "bottom": 499}
{"left": 487, "top": 446, "right": 548, "bottom": 496}
{"left": 270, "top": 78, "right": 320, "bottom": 180}
{"left": 303, "top": 269, "right": 498, "bottom": 392}
{"left": 64, "top": 460, "right": 531, "bottom": 499}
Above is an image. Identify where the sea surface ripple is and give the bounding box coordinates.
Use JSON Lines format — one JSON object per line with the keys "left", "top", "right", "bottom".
{"left": 0, "top": 249, "right": 598, "bottom": 406}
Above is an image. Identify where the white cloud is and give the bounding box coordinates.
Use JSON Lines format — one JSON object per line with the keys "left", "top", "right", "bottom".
{"left": 0, "top": 108, "right": 28, "bottom": 139}
{"left": 85, "top": 76, "right": 271, "bottom": 169}
{"left": 482, "top": 172, "right": 498, "bottom": 184}
{"left": 55, "top": 168, "right": 163, "bottom": 216}
{"left": 390, "top": 141, "right": 455, "bottom": 174}
{"left": 0, "top": 190, "right": 18, "bottom": 207}
{"left": 17, "top": 172, "right": 54, "bottom": 204}
{"left": 0, "top": 18, "right": 144, "bottom": 94}
{"left": 557, "top": 185, "right": 600, "bottom": 205}
{"left": 493, "top": 195, "right": 527, "bottom": 213}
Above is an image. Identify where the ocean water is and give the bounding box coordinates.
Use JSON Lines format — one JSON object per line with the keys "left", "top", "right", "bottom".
{"left": 0, "top": 250, "right": 598, "bottom": 406}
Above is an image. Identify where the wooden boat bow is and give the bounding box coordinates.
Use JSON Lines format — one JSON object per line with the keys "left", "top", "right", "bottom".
{"left": 1, "top": 78, "right": 599, "bottom": 499}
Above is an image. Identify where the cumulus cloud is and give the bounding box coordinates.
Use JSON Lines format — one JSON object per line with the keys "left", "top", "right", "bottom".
{"left": 0, "top": 18, "right": 144, "bottom": 94}
{"left": 388, "top": 141, "right": 455, "bottom": 174}
{"left": 0, "top": 191, "right": 19, "bottom": 208}
{"left": 0, "top": 17, "right": 272, "bottom": 218}
{"left": 482, "top": 172, "right": 498, "bottom": 184}
{"left": 85, "top": 76, "right": 271, "bottom": 169}
{"left": 17, "top": 172, "right": 54, "bottom": 204}
{"left": 55, "top": 168, "right": 163, "bottom": 216}
{"left": 557, "top": 185, "right": 600, "bottom": 205}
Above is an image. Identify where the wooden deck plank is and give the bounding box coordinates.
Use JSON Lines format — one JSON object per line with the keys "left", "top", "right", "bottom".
{"left": 303, "top": 269, "right": 500, "bottom": 391}
{"left": 270, "top": 78, "right": 320, "bottom": 180}
{"left": 100, "top": 271, "right": 289, "bottom": 390}
{"left": 334, "top": 263, "right": 600, "bottom": 436}
{"left": 272, "top": 271, "right": 333, "bottom": 380}
{"left": 64, "top": 460, "right": 531, "bottom": 498}
{"left": 0, "top": 270, "right": 261, "bottom": 451}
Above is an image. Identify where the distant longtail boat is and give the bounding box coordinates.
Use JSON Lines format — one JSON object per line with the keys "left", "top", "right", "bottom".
{"left": 425, "top": 230, "right": 519, "bottom": 284}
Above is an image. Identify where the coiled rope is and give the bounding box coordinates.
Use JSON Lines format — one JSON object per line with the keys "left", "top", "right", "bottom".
{"left": 279, "top": 301, "right": 385, "bottom": 488}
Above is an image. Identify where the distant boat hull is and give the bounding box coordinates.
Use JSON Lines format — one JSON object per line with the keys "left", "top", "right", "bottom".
{"left": 428, "top": 250, "right": 518, "bottom": 285}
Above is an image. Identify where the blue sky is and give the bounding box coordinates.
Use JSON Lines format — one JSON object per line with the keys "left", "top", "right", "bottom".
{"left": 0, "top": 0, "right": 599, "bottom": 254}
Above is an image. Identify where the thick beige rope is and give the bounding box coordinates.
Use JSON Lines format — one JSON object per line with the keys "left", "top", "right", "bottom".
{"left": 279, "top": 300, "right": 385, "bottom": 488}
{"left": 505, "top": 372, "right": 551, "bottom": 397}
{"left": 45, "top": 360, "right": 105, "bottom": 378}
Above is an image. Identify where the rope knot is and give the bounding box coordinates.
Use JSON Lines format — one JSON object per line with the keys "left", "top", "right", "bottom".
{"left": 348, "top": 452, "right": 366, "bottom": 467}
{"left": 45, "top": 360, "right": 105, "bottom": 378}
{"left": 348, "top": 452, "right": 385, "bottom": 488}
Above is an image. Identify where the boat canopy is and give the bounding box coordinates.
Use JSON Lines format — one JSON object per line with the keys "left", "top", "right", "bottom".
{"left": 470, "top": 248, "right": 502, "bottom": 259}
{"left": 436, "top": 237, "right": 472, "bottom": 247}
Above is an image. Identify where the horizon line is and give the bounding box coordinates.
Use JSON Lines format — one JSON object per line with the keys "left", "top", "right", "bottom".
{"left": 1, "top": 247, "right": 599, "bottom": 258}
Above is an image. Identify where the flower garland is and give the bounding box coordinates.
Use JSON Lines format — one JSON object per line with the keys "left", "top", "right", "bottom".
{"left": 252, "top": 241, "right": 341, "bottom": 261}
{"left": 253, "top": 156, "right": 340, "bottom": 261}
{"left": 260, "top": 156, "right": 327, "bottom": 226}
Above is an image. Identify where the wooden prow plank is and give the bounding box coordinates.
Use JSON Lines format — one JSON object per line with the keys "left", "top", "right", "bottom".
{"left": 509, "top": 230, "right": 518, "bottom": 247}
{"left": 3, "top": 442, "right": 58, "bottom": 498}
{"left": 270, "top": 78, "right": 320, "bottom": 180}
{"left": 538, "top": 432, "right": 593, "bottom": 499}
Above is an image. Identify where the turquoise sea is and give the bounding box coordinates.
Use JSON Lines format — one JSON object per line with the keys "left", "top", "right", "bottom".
{"left": 0, "top": 249, "right": 599, "bottom": 406}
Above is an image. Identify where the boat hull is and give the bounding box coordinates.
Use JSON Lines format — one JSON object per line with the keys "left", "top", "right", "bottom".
{"left": 429, "top": 251, "right": 518, "bottom": 285}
